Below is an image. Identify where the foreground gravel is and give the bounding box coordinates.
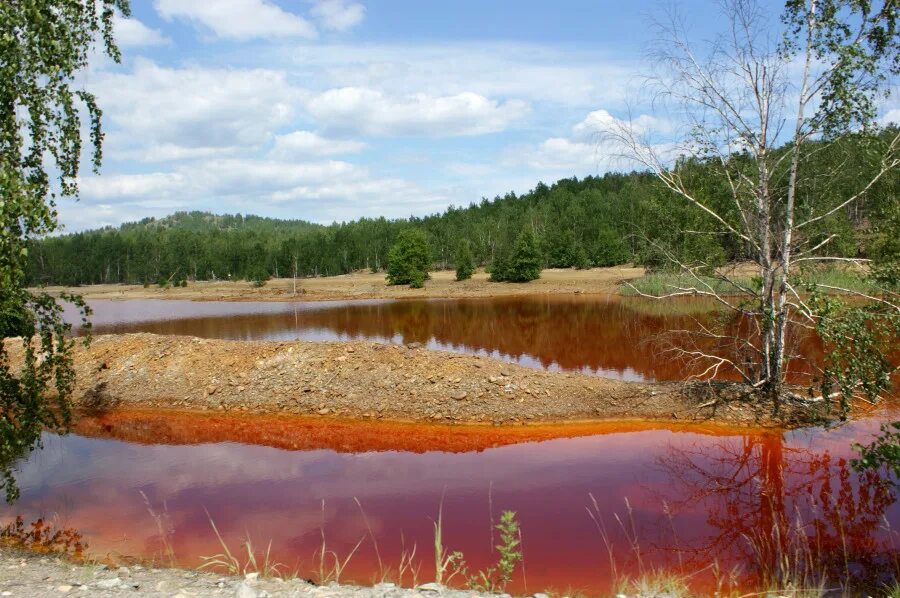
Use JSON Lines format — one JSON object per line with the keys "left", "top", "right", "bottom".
{"left": 0, "top": 550, "right": 505, "bottom": 598}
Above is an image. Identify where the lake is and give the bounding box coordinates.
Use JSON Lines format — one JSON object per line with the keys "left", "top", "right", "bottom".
{"left": 4, "top": 296, "right": 894, "bottom": 594}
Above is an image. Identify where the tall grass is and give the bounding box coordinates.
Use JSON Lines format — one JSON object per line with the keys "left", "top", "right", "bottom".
{"left": 621, "top": 267, "right": 880, "bottom": 298}
{"left": 144, "top": 492, "right": 896, "bottom": 596}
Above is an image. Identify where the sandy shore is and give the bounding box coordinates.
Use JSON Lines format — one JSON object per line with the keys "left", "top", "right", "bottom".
{"left": 38, "top": 267, "right": 644, "bottom": 302}
{"left": 23, "top": 333, "right": 821, "bottom": 428}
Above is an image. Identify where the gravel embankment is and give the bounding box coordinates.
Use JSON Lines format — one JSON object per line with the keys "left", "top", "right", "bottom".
{"left": 36, "top": 333, "right": 816, "bottom": 428}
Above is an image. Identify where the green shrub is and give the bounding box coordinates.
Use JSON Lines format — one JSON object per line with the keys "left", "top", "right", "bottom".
{"left": 386, "top": 229, "right": 431, "bottom": 287}
{"left": 573, "top": 245, "right": 591, "bottom": 270}
{"left": 490, "top": 229, "right": 541, "bottom": 282}
{"left": 454, "top": 240, "right": 475, "bottom": 281}
{"left": 593, "top": 229, "right": 630, "bottom": 267}
{"left": 247, "top": 266, "right": 270, "bottom": 287}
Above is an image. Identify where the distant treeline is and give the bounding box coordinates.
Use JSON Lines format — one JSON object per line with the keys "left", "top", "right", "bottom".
{"left": 27, "top": 131, "right": 897, "bottom": 286}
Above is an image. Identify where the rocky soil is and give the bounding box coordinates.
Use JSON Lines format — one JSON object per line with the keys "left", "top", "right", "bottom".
{"left": 0, "top": 550, "right": 500, "bottom": 598}
{"left": 30, "top": 333, "right": 818, "bottom": 427}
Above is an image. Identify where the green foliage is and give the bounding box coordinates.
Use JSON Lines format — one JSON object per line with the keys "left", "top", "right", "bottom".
{"left": 573, "top": 245, "right": 591, "bottom": 270}
{"left": 247, "top": 266, "right": 270, "bottom": 288}
{"left": 438, "top": 511, "right": 524, "bottom": 593}
{"left": 808, "top": 292, "right": 899, "bottom": 417}
{"left": 454, "top": 240, "right": 475, "bottom": 281}
{"left": 386, "top": 229, "right": 431, "bottom": 287}
{"left": 852, "top": 422, "right": 900, "bottom": 483}
{"left": 25, "top": 133, "right": 896, "bottom": 288}
{"left": 491, "top": 228, "right": 542, "bottom": 283}
{"left": 869, "top": 198, "right": 900, "bottom": 291}
{"left": 1, "top": 0, "right": 125, "bottom": 501}
{"left": 593, "top": 229, "right": 629, "bottom": 267}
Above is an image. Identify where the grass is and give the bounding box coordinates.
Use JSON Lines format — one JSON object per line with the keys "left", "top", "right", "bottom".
{"left": 620, "top": 272, "right": 754, "bottom": 297}
{"left": 620, "top": 266, "right": 882, "bottom": 299}
{"left": 109, "top": 491, "right": 899, "bottom": 596}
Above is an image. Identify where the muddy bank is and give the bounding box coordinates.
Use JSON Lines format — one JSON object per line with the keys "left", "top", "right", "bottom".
{"left": 48, "top": 333, "right": 819, "bottom": 427}
{"left": 39, "top": 267, "right": 644, "bottom": 303}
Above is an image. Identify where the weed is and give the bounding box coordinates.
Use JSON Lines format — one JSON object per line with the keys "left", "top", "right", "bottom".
{"left": 140, "top": 491, "right": 176, "bottom": 567}
{"left": 198, "top": 511, "right": 284, "bottom": 578}
{"left": 314, "top": 499, "right": 364, "bottom": 585}
{"left": 430, "top": 498, "right": 523, "bottom": 593}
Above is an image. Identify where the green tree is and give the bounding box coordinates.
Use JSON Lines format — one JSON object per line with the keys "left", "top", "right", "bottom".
{"left": 454, "top": 240, "right": 475, "bottom": 281}
{"left": 1, "top": 0, "right": 128, "bottom": 502}
{"left": 386, "top": 229, "right": 431, "bottom": 287}
{"left": 491, "top": 228, "right": 542, "bottom": 283}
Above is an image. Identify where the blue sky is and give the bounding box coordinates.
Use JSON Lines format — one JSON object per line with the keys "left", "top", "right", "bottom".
{"left": 66, "top": 0, "right": 899, "bottom": 231}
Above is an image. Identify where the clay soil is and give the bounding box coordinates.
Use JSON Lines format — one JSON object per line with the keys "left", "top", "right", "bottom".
{"left": 27, "top": 333, "right": 819, "bottom": 428}
{"left": 39, "top": 266, "right": 644, "bottom": 302}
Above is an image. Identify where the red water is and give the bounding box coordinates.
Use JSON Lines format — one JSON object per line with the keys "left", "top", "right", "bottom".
{"left": 3, "top": 410, "right": 897, "bottom": 593}
{"left": 19, "top": 297, "right": 894, "bottom": 592}
{"left": 76, "top": 296, "right": 823, "bottom": 383}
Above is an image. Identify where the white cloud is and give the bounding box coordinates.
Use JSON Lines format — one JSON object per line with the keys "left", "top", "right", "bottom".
{"left": 310, "top": 0, "right": 365, "bottom": 31}
{"left": 506, "top": 109, "right": 672, "bottom": 173}
{"left": 881, "top": 108, "right": 900, "bottom": 125}
{"left": 113, "top": 15, "right": 171, "bottom": 48}
{"left": 72, "top": 158, "right": 448, "bottom": 226}
{"left": 270, "top": 131, "right": 367, "bottom": 158}
{"left": 92, "top": 60, "right": 301, "bottom": 160}
{"left": 284, "top": 42, "right": 636, "bottom": 108}
{"left": 572, "top": 109, "right": 671, "bottom": 140}
{"left": 307, "top": 87, "right": 529, "bottom": 136}
{"left": 154, "top": 0, "right": 317, "bottom": 40}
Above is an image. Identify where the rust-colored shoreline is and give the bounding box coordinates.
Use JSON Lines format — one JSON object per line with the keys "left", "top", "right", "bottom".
{"left": 8, "top": 332, "right": 827, "bottom": 430}
{"left": 71, "top": 407, "right": 782, "bottom": 455}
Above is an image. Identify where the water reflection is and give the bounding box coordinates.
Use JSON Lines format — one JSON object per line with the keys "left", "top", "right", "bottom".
{"left": 77, "top": 296, "right": 823, "bottom": 383}
{"left": 655, "top": 432, "right": 898, "bottom": 591}
{"left": 3, "top": 412, "right": 895, "bottom": 593}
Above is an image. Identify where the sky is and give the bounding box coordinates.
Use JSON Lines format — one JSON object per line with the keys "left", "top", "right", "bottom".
{"left": 62, "top": 0, "right": 900, "bottom": 232}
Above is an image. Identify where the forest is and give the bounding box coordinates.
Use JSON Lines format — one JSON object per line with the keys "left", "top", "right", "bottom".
{"left": 27, "top": 130, "right": 898, "bottom": 286}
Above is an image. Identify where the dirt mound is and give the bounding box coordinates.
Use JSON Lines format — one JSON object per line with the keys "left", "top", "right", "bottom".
{"left": 38, "top": 333, "right": 814, "bottom": 427}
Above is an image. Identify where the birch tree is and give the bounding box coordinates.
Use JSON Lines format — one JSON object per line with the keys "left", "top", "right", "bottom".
{"left": 609, "top": 0, "right": 899, "bottom": 410}
{"left": 1, "top": 0, "right": 128, "bottom": 501}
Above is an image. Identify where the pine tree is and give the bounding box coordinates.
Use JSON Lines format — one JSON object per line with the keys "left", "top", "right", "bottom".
{"left": 386, "top": 229, "right": 432, "bottom": 286}
{"left": 491, "top": 229, "right": 542, "bottom": 282}
{"left": 455, "top": 240, "right": 476, "bottom": 281}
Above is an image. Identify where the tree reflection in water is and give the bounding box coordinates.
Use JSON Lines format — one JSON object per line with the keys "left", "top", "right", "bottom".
{"left": 652, "top": 433, "right": 898, "bottom": 592}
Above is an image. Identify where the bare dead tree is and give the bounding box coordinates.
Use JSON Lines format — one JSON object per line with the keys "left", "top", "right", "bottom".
{"left": 605, "top": 0, "right": 899, "bottom": 410}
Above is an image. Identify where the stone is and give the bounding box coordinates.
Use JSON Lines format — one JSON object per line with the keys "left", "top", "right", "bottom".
{"left": 244, "top": 572, "right": 259, "bottom": 581}
{"left": 417, "top": 582, "right": 443, "bottom": 592}
{"left": 451, "top": 391, "right": 468, "bottom": 401}
{"left": 117, "top": 566, "right": 131, "bottom": 576}
{"left": 406, "top": 342, "right": 424, "bottom": 349}
{"left": 317, "top": 408, "right": 330, "bottom": 415}
{"left": 235, "top": 583, "right": 259, "bottom": 598}
{"left": 57, "top": 585, "right": 73, "bottom": 593}
{"left": 533, "top": 594, "right": 551, "bottom": 598}
{"left": 95, "top": 577, "right": 121, "bottom": 589}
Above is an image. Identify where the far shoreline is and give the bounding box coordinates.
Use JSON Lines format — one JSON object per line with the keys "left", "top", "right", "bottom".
{"left": 36, "top": 266, "right": 646, "bottom": 303}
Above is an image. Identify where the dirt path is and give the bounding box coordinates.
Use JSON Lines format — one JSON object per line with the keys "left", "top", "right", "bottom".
{"left": 36, "top": 333, "right": 816, "bottom": 428}
{"left": 38, "top": 267, "right": 644, "bottom": 302}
